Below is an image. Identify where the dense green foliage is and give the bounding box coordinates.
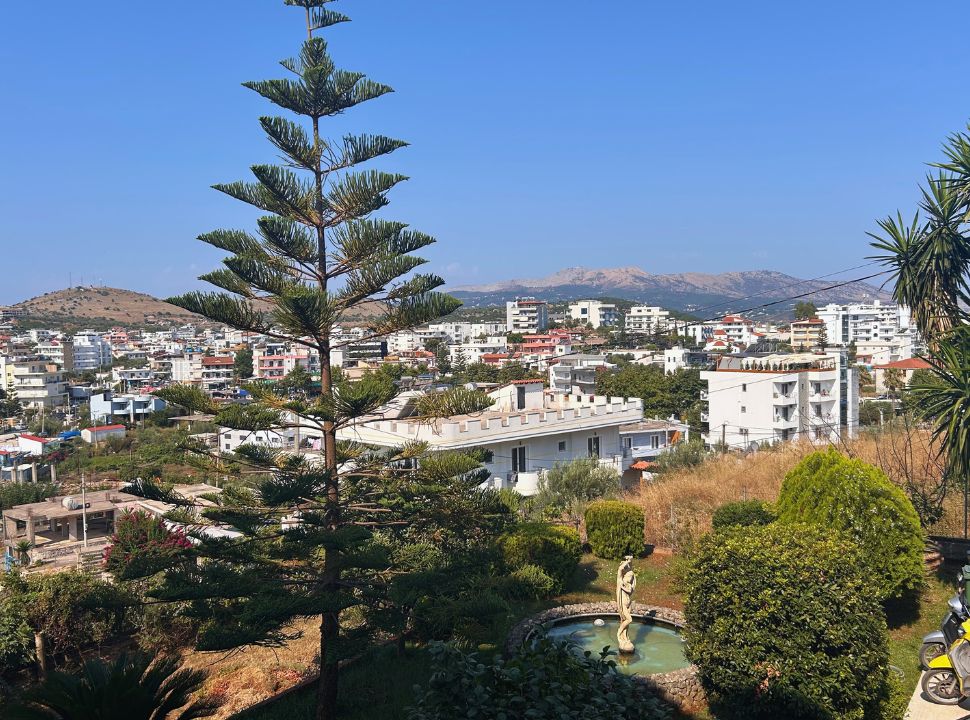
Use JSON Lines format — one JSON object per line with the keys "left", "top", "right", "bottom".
{"left": 407, "top": 638, "right": 672, "bottom": 720}
{"left": 584, "top": 501, "right": 644, "bottom": 559}
{"left": 449, "top": 361, "right": 544, "bottom": 386}
{"left": 0, "top": 572, "right": 134, "bottom": 665}
{"left": 859, "top": 400, "right": 893, "bottom": 426}
{"left": 103, "top": 510, "right": 193, "bottom": 580}
{"left": 528, "top": 456, "right": 619, "bottom": 525}
{"left": 683, "top": 524, "right": 892, "bottom": 720}
{"left": 651, "top": 438, "right": 707, "bottom": 473}
{"left": 0, "top": 483, "right": 58, "bottom": 512}
{"left": 499, "top": 523, "right": 581, "bottom": 594}
{"left": 595, "top": 365, "right": 704, "bottom": 425}
{"left": 775, "top": 449, "right": 924, "bottom": 604}
{"left": 793, "top": 301, "right": 817, "bottom": 320}
{"left": 233, "top": 348, "right": 254, "bottom": 379}
{"left": 711, "top": 500, "right": 775, "bottom": 529}
{"left": 7, "top": 653, "right": 219, "bottom": 720}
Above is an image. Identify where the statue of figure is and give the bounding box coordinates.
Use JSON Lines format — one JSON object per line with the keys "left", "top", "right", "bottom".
{"left": 616, "top": 555, "right": 636, "bottom": 654}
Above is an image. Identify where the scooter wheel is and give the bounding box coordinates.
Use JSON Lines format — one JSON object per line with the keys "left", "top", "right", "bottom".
{"left": 923, "top": 668, "right": 962, "bottom": 705}
{"left": 921, "top": 642, "right": 948, "bottom": 668}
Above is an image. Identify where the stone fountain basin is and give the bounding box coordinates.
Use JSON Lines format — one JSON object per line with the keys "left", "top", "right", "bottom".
{"left": 506, "top": 601, "right": 703, "bottom": 712}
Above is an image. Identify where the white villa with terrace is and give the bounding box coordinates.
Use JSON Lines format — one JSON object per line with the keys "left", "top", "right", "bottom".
{"left": 338, "top": 381, "right": 686, "bottom": 495}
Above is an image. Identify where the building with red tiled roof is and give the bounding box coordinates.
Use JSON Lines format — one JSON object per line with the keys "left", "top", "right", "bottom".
{"left": 873, "top": 357, "right": 933, "bottom": 393}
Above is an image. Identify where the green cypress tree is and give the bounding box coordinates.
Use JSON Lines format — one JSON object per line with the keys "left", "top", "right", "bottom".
{"left": 144, "top": 2, "right": 501, "bottom": 717}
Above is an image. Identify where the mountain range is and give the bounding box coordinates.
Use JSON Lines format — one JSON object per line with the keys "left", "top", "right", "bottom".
{"left": 449, "top": 266, "right": 891, "bottom": 314}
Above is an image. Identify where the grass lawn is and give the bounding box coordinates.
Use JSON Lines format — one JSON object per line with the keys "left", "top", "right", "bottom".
{"left": 232, "top": 553, "right": 956, "bottom": 720}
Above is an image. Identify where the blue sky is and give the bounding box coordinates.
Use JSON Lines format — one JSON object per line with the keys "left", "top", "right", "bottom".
{"left": 1, "top": 1, "right": 968, "bottom": 304}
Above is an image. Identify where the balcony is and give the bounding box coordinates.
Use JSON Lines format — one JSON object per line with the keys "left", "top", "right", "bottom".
{"left": 772, "top": 392, "right": 797, "bottom": 405}
{"left": 700, "top": 411, "right": 710, "bottom": 423}
{"left": 773, "top": 414, "right": 798, "bottom": 428}
{"left": 506, "top": 471, "right": 541, "bottom": 496}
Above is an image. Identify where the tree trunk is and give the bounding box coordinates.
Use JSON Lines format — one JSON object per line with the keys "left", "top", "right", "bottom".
{"left": 316, "top": 611, "right": 339, "bottom": 720}
{"left": 34, "top": 631, "right": 48, "bottom": 680}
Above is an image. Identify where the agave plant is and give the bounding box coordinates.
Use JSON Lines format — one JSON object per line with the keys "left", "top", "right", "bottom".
{"left": 7, "top": 653, "right": 220, "bottom": 720}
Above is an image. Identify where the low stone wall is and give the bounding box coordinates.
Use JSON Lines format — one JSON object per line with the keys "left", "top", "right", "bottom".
{"left": 506, "top": 602, "right": 704, "bottom": 713}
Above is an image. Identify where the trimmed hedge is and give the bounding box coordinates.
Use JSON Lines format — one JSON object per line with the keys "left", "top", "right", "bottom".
{"left": 684, "top": 524, "right": 892, "bottom": 720}
{"left": 775, "top": 448, "right": 924, "bottom": 604}
{"left": 499, "top": 523, "right": 581, "bottom": 594}
{"left": 585, "top": 500, "right": 644, "bottom": 559}
{"left": 711, "top": 500, "right": 775, "bottom": 530}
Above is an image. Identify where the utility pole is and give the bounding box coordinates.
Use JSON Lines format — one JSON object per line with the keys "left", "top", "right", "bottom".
{"left": 80, "top": 472, "right": 88, "bottom": 548}
{"left": 721, "top": 422, "right": 727, "bottom": 452}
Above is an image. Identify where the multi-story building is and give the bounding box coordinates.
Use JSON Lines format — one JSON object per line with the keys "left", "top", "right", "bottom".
{"left": 816, "top": 301, "right": 915, "bottom": 346}
{"left": 10, "top": 358, "right": 68, "bottom": 410}
{"left": 790, "top": 318, "right": 826, "bottom": 349}
{"left": 520, "top": 331, "right": 572, "bottom": 357}
{"left": 448, "top": 338, "right": 509, "bottom": 366}
{"left": 90, "top": 391, "right": 167, "bottom": 424}
{"left": 506, "top": 298, "right": 549, "bottom": 334}
{"left": 72, "top": 331, "right": 112, "bottom": 370}
{"left": 700, "top": 352, "right": 858, "bottom": 449}
{"left": 624, "top": 306, "right": 672, "bottom": 334}
{"left": 112, "top": 366, "right": 154, "bottom": 391}
{"left": 34, "top": 337, "right": 75, "bottom": 372}
{"left": 200, "top": 356, "right": 235, "bottom": 394}
{"left": 252, "top": 344, "right": 319, "bottom": 380}
{"left": 686, "top": 315, "right": 759, "bottom": 346}
{"left": 548, "top": 353, "right": 614, "bottom": 394}
{"left": 568, "top": 300, "right": 620, "bottom": 329}
{"left": 663, "top": 346, "right": 714, "bottom": 374}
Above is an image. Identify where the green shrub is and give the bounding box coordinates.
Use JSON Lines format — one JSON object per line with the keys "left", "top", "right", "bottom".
{"left": 507, "top": 564, "right": 557, "bottom": 600}
{"left": 683, "top": 524, "right": 891, "bottom": 720}
{"left": 775, "top": 448, "right": 924, "bottom": 603}
{"left": 711, "top": 500, "right": 775, "bottom": 529}
{"left": 408, "top": 637, "right": 672, "bottom": 720}
{"left": 499, "top": 523, "right": 581, "bottom": 593}
{"left": 585, "top": 500, "right": 644, "bottom": 559}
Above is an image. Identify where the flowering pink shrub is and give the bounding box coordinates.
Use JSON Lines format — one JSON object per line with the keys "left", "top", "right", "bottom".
{"left": 103, "top": 510, "right": 193, "bottom": 579}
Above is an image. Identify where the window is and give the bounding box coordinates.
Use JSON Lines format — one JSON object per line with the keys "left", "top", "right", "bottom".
{"left": 558, "top": 441, "right": 566, "bottom": 452}
{"left": 742, "top": 383, "right": 747, "bottom": 392}
{"left": 516, "top": 386, "right": 526, "bottom": 410}
{"left": 588, "top": 436, "right": 600, "bottom": 457}
{"left": 740, "top": 406, "right": 746, "bottom": 414}
{"left": 623, "top": 437, "right": 632, "bottom": 449}
{"left": 512, "top": 446, "right": 527, "bottom": 473}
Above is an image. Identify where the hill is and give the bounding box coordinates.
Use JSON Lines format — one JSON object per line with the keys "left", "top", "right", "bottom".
{"left": 12, "top": 287, "right": 204, "bottom": 330}
{"left": 449, "top": 266, "right": 891, "bottom": 314}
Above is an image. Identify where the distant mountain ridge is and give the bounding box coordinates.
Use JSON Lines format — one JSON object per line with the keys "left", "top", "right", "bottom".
{"left": 449, "top": 266, "right": 891, "bottom": 313}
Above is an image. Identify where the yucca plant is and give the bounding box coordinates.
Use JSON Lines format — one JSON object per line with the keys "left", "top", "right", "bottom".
{"left": 7, "top": 653, "right": 219, "bottom": 720}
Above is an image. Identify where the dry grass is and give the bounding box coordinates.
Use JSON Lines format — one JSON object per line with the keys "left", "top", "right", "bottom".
{"left": 177, "top": 617, "right": 321, "bottom": 719}
{"left": 630, "top": 429, "right": 955, "bottom": 548}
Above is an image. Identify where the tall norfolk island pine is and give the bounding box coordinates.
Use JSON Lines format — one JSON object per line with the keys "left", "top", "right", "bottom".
{"left": 147, "top": 2, "right": 498, "bottom": 718}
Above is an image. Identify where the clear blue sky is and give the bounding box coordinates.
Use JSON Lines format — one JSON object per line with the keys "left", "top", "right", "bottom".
{"left": 1, "top": 1, "right": 968, "bottom": 304}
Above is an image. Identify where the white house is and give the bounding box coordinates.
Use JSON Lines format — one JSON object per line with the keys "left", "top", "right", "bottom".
{"left": 81, "top": 424, "right": 127, "bottom": 444}
{"left": 218, "top": 426, "right": 299, "bottom": 454}
{"left": 701, "top": 352, "right": 858, "bottom": 449}
{"left": 10, "top": 359, "right": 68, "bottom": 410}
{"left": 568, "top": 300, "right": 620, "bottom": 329}
{"left": 548, "top": 353, "right": 614, "bottom": 394}
{"left": 90, "top": 392, "right": 167, "bottom": 424}
{"left": 338, "top": 380, "right": 645, "bottom": 496}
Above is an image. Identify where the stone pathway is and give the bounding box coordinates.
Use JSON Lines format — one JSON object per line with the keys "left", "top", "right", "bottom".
{"left": 906, "top": 674, "right": 970, "bottom": 720}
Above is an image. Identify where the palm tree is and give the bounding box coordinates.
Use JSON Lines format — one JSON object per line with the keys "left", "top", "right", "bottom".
{"left": 7, "top": 653, "right": 220, "bottom": 720}
{"left": 14, "top": 540, "right": 32, "bottom": 566}
{"left": 883, "top": 367, "right": 906, "bottom": 401}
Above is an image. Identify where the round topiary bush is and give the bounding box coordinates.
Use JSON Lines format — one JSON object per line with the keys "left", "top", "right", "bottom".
{"left": 499, "top": 523, "right": 581, "bottom": 594}
{"left": 711, "top": 500, "right": 776, "bottom": 530}
{"left": 584, "top": 500, "right": 644, "bottom": 559}
{"left": 683, "top": 523, "right": 892, "bottom": 720}
{"left": 775, "top": 448, "right": 924, "bottom": 604}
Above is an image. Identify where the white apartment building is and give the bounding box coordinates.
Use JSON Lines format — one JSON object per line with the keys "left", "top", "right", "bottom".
{"left": 625, "top": 306, "right": 672, "bottom": 334}
{"left": 112, "top": 366, "right": 154, "bottom": 391}
{"left": 817, "top": 301, "right": 915, "bottom": 346}
{"left": 568, "top": 300, "right": 620, "bottom": 329}
{"left": 339, "top": 380, "right": 645, "bottom": 496}
{"left": 701, "top": 352, "right": 858, "bottom": 450}
{"left": 10, "top": 359, "right": 68, "bottom": 410}
{"left": 35, "top": 338, "right": 74, "bottom": 372}
{"left": 548, "top": 353, "right": 615, "bottom": 394}
{"left": 664, "top": 346, "right": 713, "bottom": 374}
{"left": 425, "top": 322, "right": 507, "bottom": 344}
{"left": 506, "top": 298, "right": 549, "bottom": 334}
{"left": 448, "top": 338, "right": 509, "bottom": 365}
{"left": 686, "top": 315, "right": 758, "bottom": 346}
{"left": 169, "top": 352, "right": 205, "bottom": 385}
{"left": 218, "top": 426, "right": 299, "bottom": 454}
{"left": 72, "top": 331, "right": 112, "bottom": 370}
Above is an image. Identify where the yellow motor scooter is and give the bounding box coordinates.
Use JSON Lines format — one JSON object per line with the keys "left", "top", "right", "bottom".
{"left": 924, "top": 565, "right": 970, "bottom": 705}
